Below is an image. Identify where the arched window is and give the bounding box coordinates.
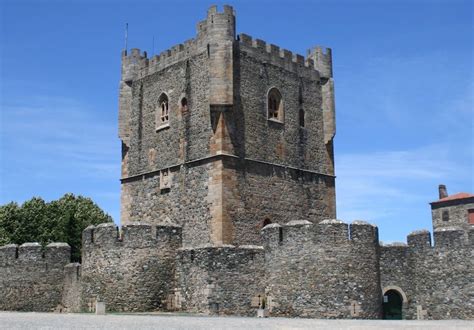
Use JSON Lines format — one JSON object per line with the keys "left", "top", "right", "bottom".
{"left": 299, "top": 109, "right": 305, "bottom": 127}
{"left": 156, "top": 93, "right": 169, "bottom": 129}
{"left": 267, "top": 88, "right": 283, "bottom": 122}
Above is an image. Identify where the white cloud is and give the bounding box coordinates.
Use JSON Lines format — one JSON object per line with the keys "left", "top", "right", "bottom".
{"left": 335, "top": 144, "right": 472, "bottom": 241}
{"left": 1, "top": 95, "right": 120, "bottom": 180}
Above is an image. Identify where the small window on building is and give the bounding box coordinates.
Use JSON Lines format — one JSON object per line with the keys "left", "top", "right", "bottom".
{"left": 299, "top": 109, "right": 305, "bottom": 127}
{"left": 468, "top": 209, "right": 474, "bottom": 224}
{"left": 442, "top": 210, "right": 449, "bottom": 222}
{"left": 156, "top": 93, "right": 169, "bottom": 130}
{"left": 267, "top": 88, "right": 283, "bottom": 122}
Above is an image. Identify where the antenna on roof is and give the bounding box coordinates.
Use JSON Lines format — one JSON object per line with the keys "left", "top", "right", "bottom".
{"left": 125, "top": 23, "right": 128, "bottom": 52}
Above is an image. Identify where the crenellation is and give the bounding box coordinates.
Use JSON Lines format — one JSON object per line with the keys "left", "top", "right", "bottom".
{"left": 279, "top": 48, "right": 292, "bottom": 60}
{"left": 283, "top": 220, "right": 314, "bottom": 245}
{"left": 0, "top": 242, "right": 71, "bottom": 312}
{"left": 92, "top": 223, "right": 119, "bottom": 247}
{"left": 0, "top": 244, "right": 18, "bottom": 262}
{"left": 407, "top": 230, "right": 431, "bottom": 250}
{"left": 292, "top": 53, "right": 305, "bottom": 65}
{"left": 318, "top": 219, "right": 349, "bottom": 244}
{"left": 121, "top": 223, "right": 154, "bottom": 247}
{"left": 350, "top": 221, "right": 378, "bottom": 244}
{"left": 45, "top": 243, "right": 71, "bottom": 264}
{"left": 238, "top": 33, "right": 321, "bottom": 80}
{"left": 18, "top": 242, "right": 43, "bottom": 261}
{"left": 307, "top": 46, "right": 333, "bottom": 78}
{"left": 239, "top": 33, "right": 252, "bottom": 45}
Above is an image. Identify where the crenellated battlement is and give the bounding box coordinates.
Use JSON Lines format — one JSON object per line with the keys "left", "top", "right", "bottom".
{"left": 238, "top": 33, "right": 324, "bottom": 80}
{"left": 261, "top": 219, "right": 379, "bottom": 248}
{"left": 197, "top": 4, "right": 235, "bottom": 39}
{"left": 81, "top": 222, "right": 183, "bottom": 313}
{"left": 383, "top": 227, "right": 472, "bottom": 252}
{"left": 307, "top": 46, "right": 333, "bottom": 79}
{"left": 261, "top": 219, "right": 382, "bottom": 319}
{"left": 121, "top": 5, "right": 237, "bottom": 81}
{"left": 82, "top": 222, "right": 182, "bottom": 249}
{"left": 0, "top": 242, "right": 70, "bottom": 264}
{"left": 0, "top": 242, "right": 71, "bottom": 312}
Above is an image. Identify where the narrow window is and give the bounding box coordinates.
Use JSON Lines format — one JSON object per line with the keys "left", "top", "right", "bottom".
{"left": 180, "top": 97, "right": 188, "bottom": 113}
{"left": 299, "top": 109, "right": 305, "bottom": 127}
{"left": 267, "top": 88, "right": 283, "bottom": 122}
{"left": 468, "top": 209, "right": 474, "bottom": 224}
{"left": 442, "top": 210, "right": 449, "bottom": 222}
{"left": 161, "top": 99, "right": 169, "bottom": 123}
{"left": 156, "top": 93, "right": 170, "bottom": 130}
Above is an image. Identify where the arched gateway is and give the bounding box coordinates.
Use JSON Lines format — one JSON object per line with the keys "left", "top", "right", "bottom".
{"left": 382, "top": 288, "right": 405, "bottom": 319}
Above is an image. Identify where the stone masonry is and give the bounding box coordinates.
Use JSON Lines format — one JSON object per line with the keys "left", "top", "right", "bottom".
{"left": 0, "top": 242, "right": 71, "bottom": 312}
{"left": 118, "top": 4, "right": 336, "bottom": 248}
{"left": 0, "top": 5, "right": 472, "bottom": 321}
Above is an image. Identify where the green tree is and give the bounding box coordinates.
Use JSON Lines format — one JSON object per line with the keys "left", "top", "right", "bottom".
{"left": 0, "top": 194, "right": 112, "bottom": 262}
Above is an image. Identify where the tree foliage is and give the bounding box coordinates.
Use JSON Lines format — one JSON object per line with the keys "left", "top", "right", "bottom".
{"left": 0, "top": 194, "right": 112, "bottom": 262}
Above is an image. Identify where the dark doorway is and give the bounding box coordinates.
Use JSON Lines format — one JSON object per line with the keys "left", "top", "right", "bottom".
{"left": 382, "top": 290, "right": 403, "bottom": 320}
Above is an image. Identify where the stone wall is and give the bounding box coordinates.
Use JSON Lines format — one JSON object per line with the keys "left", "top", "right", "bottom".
{"left": 0, "top": 242, "right": 71, "bottom": 312}
{"left": 224, "top": 158, "right": 336, "bottom": 245}
{"left": 380, "top": 227, "right": 474, "bottom": 320}
{"left": 118, "top": 5, "right": 337, "bottom": 248}
{"left": 237, "top": 38, "right": 333, "bottom": 176}
{"left": 81, "top": 223, "right": 181, "bottom": 312}
{"left": 431, "top": 198, "right": 474, "bottom": 234}
{"left": 379, "top": 242, "right": 413, "bottom": 319}
{"left": 262, "top": 220, "right": 381, "bottom": 319}
{"left": 121, "top": 163, "right": 213, "bottom": 248}
{"left": 175, "top": 245, "right": 265, "bottom": 316}
{"left": 61, "top": 263, "right": 82, "bottom": 313}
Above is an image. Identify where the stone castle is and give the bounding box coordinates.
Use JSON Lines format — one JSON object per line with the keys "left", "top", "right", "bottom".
{"left": 0, "top": 5, "right": 472, "bottom": 320}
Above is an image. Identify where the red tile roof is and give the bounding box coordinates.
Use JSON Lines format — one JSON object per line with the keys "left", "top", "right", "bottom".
{"left": 431, "top": 192, "right": 474, "bottom": 204}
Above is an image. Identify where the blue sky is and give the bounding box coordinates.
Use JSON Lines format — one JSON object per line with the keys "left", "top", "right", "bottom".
{"left": 0, "top": 0, "right": 472, "bottom": 243}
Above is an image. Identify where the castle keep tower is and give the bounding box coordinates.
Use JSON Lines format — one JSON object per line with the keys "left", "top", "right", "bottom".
{"left": 118, "top": 5, "right": 337, "bottom": 247}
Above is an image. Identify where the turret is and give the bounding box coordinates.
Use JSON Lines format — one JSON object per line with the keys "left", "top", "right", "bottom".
{"left": 307, "top": 46, "right": 333, "bottom": 79}
{"left": 307, "top": 46, "right": 336, "bottom": 174}
{"left": 199, "top": 5, "right": 236, "bottom": 106}
{"left": 119, "top": 48, "right": 148, "bottom": 143}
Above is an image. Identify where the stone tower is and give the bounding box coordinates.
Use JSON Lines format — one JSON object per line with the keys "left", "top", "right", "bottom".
{"left": 118, "top": 5, "right": 337, "bottom": 247}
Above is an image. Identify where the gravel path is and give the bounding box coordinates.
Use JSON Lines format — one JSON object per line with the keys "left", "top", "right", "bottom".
{"left": 0, "top": 312, "right": 472, "bottom": 329}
